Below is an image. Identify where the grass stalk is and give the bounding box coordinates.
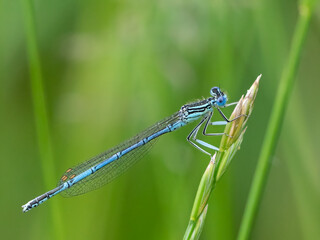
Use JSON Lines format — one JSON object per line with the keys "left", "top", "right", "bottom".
{"left": 21, "top": 0, "right": 63, "bottom": 239}
{"left": 237, "top": 1, "right": 317, "bottom": 239}
{"left": 183, "top": 77, "right": 260, "bottom": 239}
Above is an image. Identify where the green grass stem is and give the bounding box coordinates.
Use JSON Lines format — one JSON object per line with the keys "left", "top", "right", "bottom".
{"left": 184, "top": 77, "right": 260, "bottom": 239}
{"left": 21, "top": 0, "right": 64, "bottom": 239}
{"left": 237, "top": 1, "right": 317, "bottom": 239}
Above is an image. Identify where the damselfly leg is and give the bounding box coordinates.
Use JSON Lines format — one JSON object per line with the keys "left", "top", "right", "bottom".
{"left": 187, "top": 104, "right": 247, "bottom": 156}
{"left": 203, "top": 112, "right": 229, "bottom": 137}
{"left": 187, "top": 113, "right": 227, "bottom": 156}
{"left": 187, "top": 116, "right": 213, "bottom": 156}
{"left": 222, "top": 102, "right": 238, "bottom": 108}
{"left": 216, "top": 107, "right": 247, "bottom": 123}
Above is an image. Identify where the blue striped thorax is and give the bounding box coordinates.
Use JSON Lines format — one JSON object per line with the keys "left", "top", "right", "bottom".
{"left": 181, "top": 87, "right": 227, "bottom": 123}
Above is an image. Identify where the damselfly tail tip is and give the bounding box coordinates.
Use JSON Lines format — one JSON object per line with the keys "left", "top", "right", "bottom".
{"left": 21, "top": 202, "right": 31, "bottom": 213}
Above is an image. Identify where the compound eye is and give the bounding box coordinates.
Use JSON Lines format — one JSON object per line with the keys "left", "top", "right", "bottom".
{"left": 210, "top": 87, "right": 220, "bottom": 96}
{"left": 217, "top": 95, "right": 227, "bottom": 106}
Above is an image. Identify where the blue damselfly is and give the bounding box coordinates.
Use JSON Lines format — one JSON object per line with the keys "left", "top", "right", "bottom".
{"left": 22, "top": 87, "right": 244, "bottom": 212}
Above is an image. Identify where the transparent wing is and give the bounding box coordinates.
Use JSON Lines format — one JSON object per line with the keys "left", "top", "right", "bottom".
{"left": 58, "top": 112, "right": 181, "bottom": 197}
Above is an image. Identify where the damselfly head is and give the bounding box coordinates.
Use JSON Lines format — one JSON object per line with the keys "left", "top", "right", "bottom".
{"left": 210, "top": 87, "right": 227, "bottom": 107}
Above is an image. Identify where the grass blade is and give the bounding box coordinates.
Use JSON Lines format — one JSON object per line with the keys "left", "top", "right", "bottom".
{"left": 237, "top": 1, "right": 317, "bottom": 239}
{"left": 21, "top": 0, "right": 64, "bottom": 238}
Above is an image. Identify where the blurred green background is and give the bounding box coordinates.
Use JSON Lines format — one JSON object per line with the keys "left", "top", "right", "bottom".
{"left": 1, "top": 0, "right": 319, "bottom": 239}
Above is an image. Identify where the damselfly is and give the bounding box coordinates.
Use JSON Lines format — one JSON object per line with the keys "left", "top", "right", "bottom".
{"left": 22, "top": 87, "right": 244, "bottom": 212}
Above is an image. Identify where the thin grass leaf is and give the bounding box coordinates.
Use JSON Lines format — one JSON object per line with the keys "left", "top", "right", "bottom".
{"left": 237, "top": 1, "right": 317, "bottom": 239}
{"left": 21, "top": 0, "right": 64, "bottom": 239}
